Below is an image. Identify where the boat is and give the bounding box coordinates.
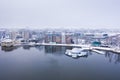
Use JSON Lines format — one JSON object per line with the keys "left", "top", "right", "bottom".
{"left": 1, "top": 39, "right": 14, "bottom": 47}
{"left": 65, "top": 48, "right": 88, "bottom": 58}
{"left": 78, "top": 51, "right": 88, "bottom": 57}
{"left": 65, "top": 49, "right": 72, "bottom": 55}
{"left": 70, "top": 48, "right": 82, "bottom": 58}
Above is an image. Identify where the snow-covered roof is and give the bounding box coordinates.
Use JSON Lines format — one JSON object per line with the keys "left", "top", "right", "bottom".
{"left": 1, "top": 39, "right": 13, "bottom": 42}
{"left": 71, "top": 48, "right": 81, "bottom": 53}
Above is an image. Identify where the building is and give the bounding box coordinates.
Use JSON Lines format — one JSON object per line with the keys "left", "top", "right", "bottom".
{"left": 0, "top": 30, "right": 6, "bottom": 40}
{"left": 45, "top": 31, "right": 62, "bottom": 43}
{"left": 62, "top": 32, "right": 66, "bottom": 44}
{"left": 65, "top": 32, "right": 74, "bottom": 44}
{"left": 19, "top": 29, "right": 31, "bottom": 41}
{"left": 9, "top": 31, "right": 18, "bottom": 40}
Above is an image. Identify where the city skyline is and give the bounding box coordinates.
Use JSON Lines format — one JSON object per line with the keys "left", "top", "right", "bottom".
{"left": 0, "top": 0, "right": 120, "bottom": 29}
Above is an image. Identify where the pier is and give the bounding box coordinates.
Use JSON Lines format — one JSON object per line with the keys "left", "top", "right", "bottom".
{"left": 1, "top": 42, "right": 120, "bottom": 54}
{"left": 35, "top": 43, "right": 90, "bottom": 47}
{"left": 33, "top": 43, "right": 120, "bottom": 53}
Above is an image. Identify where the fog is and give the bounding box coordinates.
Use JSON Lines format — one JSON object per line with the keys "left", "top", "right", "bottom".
{"left": 0, "top": 0, "right": 120, "bottom": 29}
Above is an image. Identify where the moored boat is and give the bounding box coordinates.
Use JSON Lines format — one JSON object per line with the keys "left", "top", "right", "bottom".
{"left": 65, "top": 48, "right": 88, "bottom": 58}
{"left": 1, "top": 39, "right": 14, "bottom": 47}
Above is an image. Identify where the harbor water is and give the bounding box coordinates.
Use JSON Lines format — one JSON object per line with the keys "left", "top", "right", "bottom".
{"left": 0, "top": 46, "right": 120, "bottom": 80}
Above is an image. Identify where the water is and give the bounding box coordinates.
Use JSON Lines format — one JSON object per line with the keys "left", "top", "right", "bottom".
{"left": 0, "top": 46, "right": 120, "bottom": 80}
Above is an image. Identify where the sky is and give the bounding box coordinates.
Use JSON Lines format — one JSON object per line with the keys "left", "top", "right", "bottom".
{"left": 0, "top": 0, "right": 120, "bottom": 29}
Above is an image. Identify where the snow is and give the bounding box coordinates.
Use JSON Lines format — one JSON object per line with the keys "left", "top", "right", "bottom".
{"left": 1, "top": 39, "right": 13, "bottom": 43}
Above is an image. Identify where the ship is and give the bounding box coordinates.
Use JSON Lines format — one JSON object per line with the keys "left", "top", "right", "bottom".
{"left": 1, "top": 39, "right": 14, "bottom": 47}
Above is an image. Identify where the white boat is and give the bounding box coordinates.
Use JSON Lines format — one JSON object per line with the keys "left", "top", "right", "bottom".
{"left": 65, "top": 49, "right": 72, "bottom": 56}
{"left": 1, "top": 39, "right": 14, "bottom": 47}
{"left": 71, "top": 48, "right": 82, "bottom": 53}
{"left": 65, "top": 48, "right": 88, "bottom": 58}
{"left": 78, "top": 51, "right": 87, "bottom": 57}
{"left": 65, "top": 48, "right": 81, "bottom": 54}
{"left": 71, "top": 53, "right": 78, "bottom": 58}
{"left": 71, "top": 48, "right": 82, "bottom": 58}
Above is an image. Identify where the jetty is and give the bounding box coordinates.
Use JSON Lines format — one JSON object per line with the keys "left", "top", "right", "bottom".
{"left": 34, "top": 43, "right": 120, "bottom": 53}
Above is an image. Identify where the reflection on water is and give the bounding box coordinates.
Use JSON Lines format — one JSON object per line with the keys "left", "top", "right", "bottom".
{"left": 0, "top": 46, "right": 120, "bottom": 80}
{"left": 105, "top": 51, "right": 120, "bottom": 64}
{"left": 1, "top": 45, "right": 120, "bottom": 64}
{"left": 1, "top": 46, "right": 19, "bottom": 52}
{"left": 44, "top": 46, "right": 71, "bottom": 54}
{"left": 23, "top": 45, "right": 31, "bottom": 50}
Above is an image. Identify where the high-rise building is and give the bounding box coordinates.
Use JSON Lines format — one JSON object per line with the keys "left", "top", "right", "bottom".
{"left": 45, "top": 32, "right": 53, "bottom": 43}
{"left": 0, "top": 29, "right": 7, "bottom": 39}
{"left": 62, "top": 32, "right": 66, "bottom": 44}
{"left": 65, "top": 32, "right": 74, "bottom": 44}
{"left": 21, "top": 30, "right": 30, "bottom": 40}
{"left": 9, "top": 31, "right": 17, "bottom": 40}
{"left": 45, "top": 31, "right": 62, "bottom": 43}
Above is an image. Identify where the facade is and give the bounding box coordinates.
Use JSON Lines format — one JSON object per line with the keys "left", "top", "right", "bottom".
{"left": 62, "top": 32, "right": 66, "bottom": 44}
{"left": 45, "top": 32, "right": 62, "bottom": 43}
{"left": 21, "top": 30, "right": 30, "bottom": 41}
{"left": 45, "top": 32, "right": 76, "bottom": 44}
{"left": 9, "top": 31, "right": 17, "bottom": 40}
{"left": 0, "top": 30, "right": 6, "bottom": 39}
{"left": 65, "top": 32, "right": 74, "bottom": 44}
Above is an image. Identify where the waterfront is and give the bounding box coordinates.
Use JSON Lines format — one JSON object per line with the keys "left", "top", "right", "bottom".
{"left": 0, "top": 46, "right": 120, "bottom": 80}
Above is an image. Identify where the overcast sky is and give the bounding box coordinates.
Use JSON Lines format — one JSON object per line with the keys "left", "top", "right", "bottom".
{"left": 0, "top": 0, "right": 120, "bottom": 29}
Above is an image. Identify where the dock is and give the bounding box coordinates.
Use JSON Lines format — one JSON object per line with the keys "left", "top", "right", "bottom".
{"left": 2, "top": 42, "right": 120, "bottom": 54}
{"left": 35, "top": 43, "right": 90, "bottom": 47}
{"left": 34, "top": 43, "right": 120, "bottom": 53}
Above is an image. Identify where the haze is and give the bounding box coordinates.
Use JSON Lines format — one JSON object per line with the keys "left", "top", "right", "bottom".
{"left": 0, "top": 0, "right": 120, "bottom": 29}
